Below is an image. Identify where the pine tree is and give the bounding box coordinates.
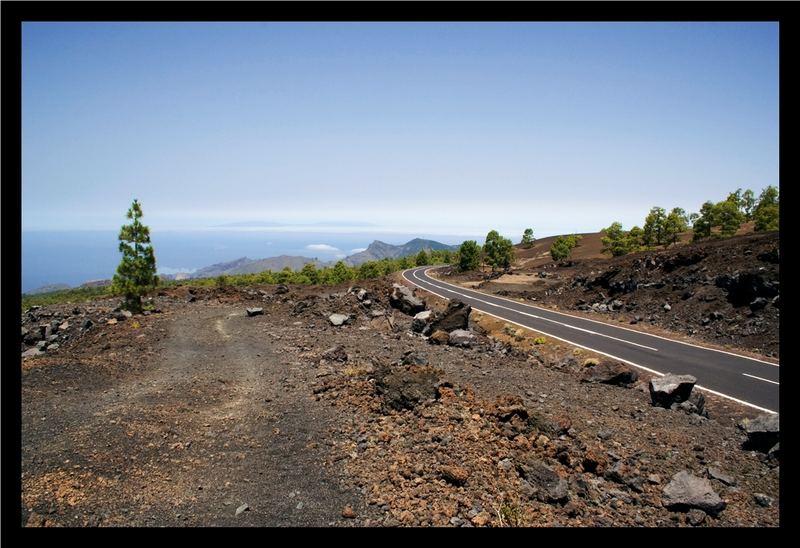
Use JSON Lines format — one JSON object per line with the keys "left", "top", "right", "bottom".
{"left": 484, "top": 230, "right": 514, "bottom": 271}
{"left": 112, "top": 199, "right": 158, "bottom": 313}
{"left": 457, "top": 240, "right": 481, "bottom": 272}
{"left": 415, "top": 249, "right": 430, "bottom": 267}
{"left": 521, "top": 228, "right": 535, "bottom": 248}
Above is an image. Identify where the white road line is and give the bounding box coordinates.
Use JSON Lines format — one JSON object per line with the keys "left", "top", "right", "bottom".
{"left": 742, "top": 373, "right": 780, "bottom": 385}
{"left": 402, "top": 268, "right": 778, "bottom": 415}
{"left": 694, "top": 384, "right": 777, "bottom": 415}
{"left": 411, "top": 270, "right": 659, "bottom": 352}
{"left": 423, "top": 268, "right": 779, "bottom": 367}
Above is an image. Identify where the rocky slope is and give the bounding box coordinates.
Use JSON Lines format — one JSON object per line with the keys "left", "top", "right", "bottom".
{"left": 21, "top": 275, "right": 779, "bottom": 527}
{"left": 443, "top": 232, "right": 779, "bottom": 359}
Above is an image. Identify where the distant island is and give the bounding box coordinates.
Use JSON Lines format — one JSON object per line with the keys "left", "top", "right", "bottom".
{"left": 23, "top": 237, "right": 458, "bottom": 294}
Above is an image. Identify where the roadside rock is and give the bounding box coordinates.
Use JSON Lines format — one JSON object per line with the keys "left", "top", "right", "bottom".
{"left": 426, "top": 300, "right": 471, "bottom": 334}
{"left": 113, "top": 310, "right": 133, "bottom": 321}
{"left": 740, "top": 413, "right": 779, "bottom": 452}
{"left": 440, "top": 465, "right": 469, "bottom": 486}
{"left": 754, "top": 493, "right": 774, "bottom": 508}
{"left": 687, "top": 509, "right": 707, "bottom": 526}
{"left": 429, "top": 330, "right": 450, "bottom": 345}
{"left": 22, "top": 348, "right": 44, "bottom": 358}
{"left": 676, "top": 391, "right": 707, "bottom": 417}
{"left": 274, "top": 284, "right": 289, "bottom": 295}
{"left": 235, "top": 503, "right": 249, "bottom": 516}
{"left": 321, "top": 344, "right": 348, "bottom": 362}
{"left": 389, "top": 284, "right": 425, "bottom": 315}
{"left": 580, "top": 360, "right": 638, "bottom": 387}
{"left": 374, "top": 364, "right": 441, "bottom": 411}
{"left": 400, "top": 351, "right": 428, "bottom": 366}
{"left": 411, "top": 310, "right": 433, "bottom": 333}
{"left": 342, "top": 505, "right": 356, "bottom": 519}
{"left": 245, "top": 307, "right": 264, "bottom": 317}
{"left": 649, "top": 374, "right": 696, "bottom": 408}
{"left": 328, "top": 314, "right": 350, "bottom": 326}
{"left": 448, "top": 329, "right": 477, "bottom": 348}
{"left": 516, "top": 459, "right": 569, "bottom": 504}
{"left": 706, "top": 467, "right": 736, "bottom": 486}
{"left": 662, "top": 470, "right": 726, "bottom": 515}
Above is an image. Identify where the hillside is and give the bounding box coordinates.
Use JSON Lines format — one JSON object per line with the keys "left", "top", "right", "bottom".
{"left": 344, "top": 238, "right": 457, "bottom": 266}
{"left": 25, "top": 283, "right": 71, "bottom": 295}
{"left": 191, "top": 255, "right": 321, "bottom": 278}
{"left": 444, "top": 231, "right": 779, "bottom": 358}
{"left": 21, "top": 276, "right": 778, "bottom": 527}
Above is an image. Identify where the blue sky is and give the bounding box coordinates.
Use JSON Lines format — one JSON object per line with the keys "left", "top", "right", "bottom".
{"left": 22, "top": 22, "right": 778, "bottom": 238}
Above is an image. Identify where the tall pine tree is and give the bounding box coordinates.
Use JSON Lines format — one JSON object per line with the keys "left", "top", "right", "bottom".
{"left": 113, "top": 199, "right": 158, "bottom": 312}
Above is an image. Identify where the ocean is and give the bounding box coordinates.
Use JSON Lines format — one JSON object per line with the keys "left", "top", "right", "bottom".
{"left": 21, "top": 229, "right": 469, "bottom": 293}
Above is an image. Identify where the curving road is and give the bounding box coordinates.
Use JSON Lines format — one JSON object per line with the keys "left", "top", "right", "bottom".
{"left": 403, "top": 266, "right": 779, "bottom": 414}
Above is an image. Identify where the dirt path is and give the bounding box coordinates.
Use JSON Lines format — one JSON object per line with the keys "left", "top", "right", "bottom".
{"left": 22, "top": 302, "right": 362, "bottom": 527}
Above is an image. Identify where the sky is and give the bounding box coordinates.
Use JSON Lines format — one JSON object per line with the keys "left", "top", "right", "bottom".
{"left": 22, "top": 22, "right": 778, "bottom": 239}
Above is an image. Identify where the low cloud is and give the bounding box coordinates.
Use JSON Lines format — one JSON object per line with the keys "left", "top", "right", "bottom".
{"left": 158, "top": 266, "right": 197, "bottom": 275}
{"left": 350, "top": 247, "right": 367, "bottom": 254}
{"left": 306, "top": 244, "right": 340, "bottom": 252}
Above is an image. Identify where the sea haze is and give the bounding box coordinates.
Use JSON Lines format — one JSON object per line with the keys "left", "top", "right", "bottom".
{"left": 21, "top": 229, "right": 471, "bottom": 292}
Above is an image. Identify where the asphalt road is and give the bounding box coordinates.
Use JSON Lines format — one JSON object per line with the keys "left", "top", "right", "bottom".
{"left": 403, "top": 266, "right": 779, "bottom": 414}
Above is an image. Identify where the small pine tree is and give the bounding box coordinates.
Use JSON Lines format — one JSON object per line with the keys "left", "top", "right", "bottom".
{"left": 415, "top": 249, "right": 430, "bottom": 267}
{"left": 753, "top": 185, "right": 779, "bottom": 232}
{"left": 457, "top": 240, "right": 482, "bottom": 272}
{"left": 521, "top": 228, "right": 535, "bottom": 248}
{"left": 112, "top": 199, "right": 158, "bottom": 313}
{"left": 484, "top": 230, "right": 514, "bottom": 271}
{"left": 601, "top": 222, "right": 631, "bottom": 257}
{"left": 549, "top": 237, "right": 572, "bottom": 261}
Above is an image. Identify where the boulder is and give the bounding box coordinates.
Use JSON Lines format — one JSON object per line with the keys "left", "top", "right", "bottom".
{"left": 245, "top": 307, "right": 264, "bottom": 317}
{"left": 706, "top": 467, "right": 736, "bottom": 486}
{"left": 649, "top": 374, "right": 697, "bottom": 408}
{"left": 580, "top": 360, "right": 638, "bottom": 387}
{"left": 389, "top": 283, "right": 425, "bottom": 315}
{"left": 753, "top": 493, "right": 774, "bottom": 508}
{"left": 676, "top": 391, "right": 707, "bottom": 417}
{"left": 740, "top": 413, "right": 779, "bottom": 452}
{"left": 274, "top": 284, "right": 289, "bottom": 295}
{"left": 662, "top": 470, "right": 726, "bottom": 515}
{"left": 411, "top": 310, "right": 433, "bottom": 333}
{"left": 374, "top": 364, "right": 441, "bottom": 411}
{"left": 426, "top": 300, "right": 471, "bottom": 334}
{"left": 429, "top": 330, "right": 450, "bottom": 345}
{"left": 112, "top": 310, "right": 132, "bottom": 321}
{"left": 401, "top": 351, "right": 429, "bottom": 366}
{"left": 440, "top": 465, "right": 469, "bottom": 486}
{"left": 448, "top": 329, "right": 477, "bottom": 348}
{"left": 321, "top": 344, "right": 347, "bottom": 362}
{"left": 81, "top": 318, "right": 94, "bottom": 330}
{"left": 328, "top": 313, "right": 350, "bottom": 326}
{"left": 22, "top": 348, "right": 44, "bottom": 358}
{"left": 516, "top": 460, "right": 569, "bottom": 504}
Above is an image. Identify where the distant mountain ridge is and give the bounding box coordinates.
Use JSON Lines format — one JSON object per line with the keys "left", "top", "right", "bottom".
{"left": 191, "top": 255, "right": 322, "bottom": 278}
{"left": 24, "top": 238, "right": 458, "bottom": 292}
{"left": 25, "top": 283, "right": 71, "bottom": 295}
{"left": 343, "top": 238, "right": 458, "bottom": 266}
